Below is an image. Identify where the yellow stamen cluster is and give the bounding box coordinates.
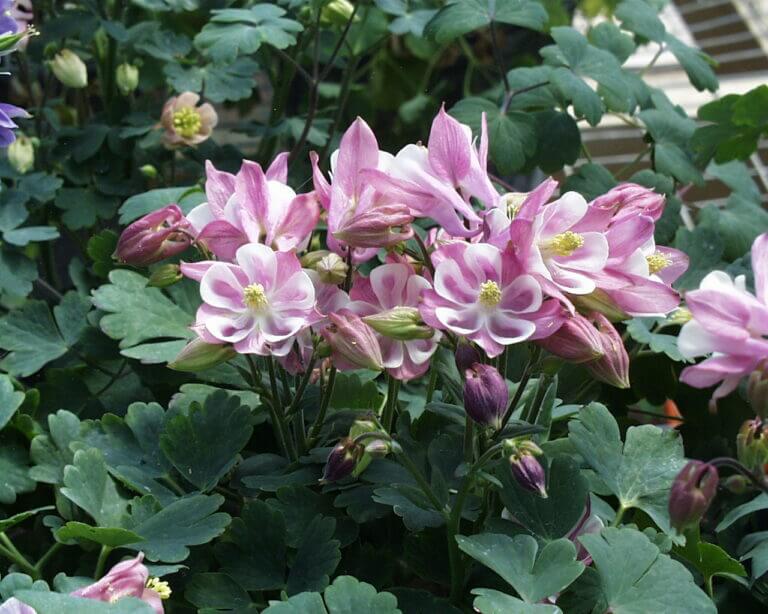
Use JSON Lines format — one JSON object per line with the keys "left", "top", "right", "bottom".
{"left": 478, "top": 280, "right": 502, "bottom": 307}
{"left": 548, "top": 231, "right": 584, "bottom": 257}
{"left": 146, "top": 577, "right": 172, "bottom": 600}
{"left": 172, "top": 107, "right": 202, "bottom": 138}
{"left": 243, "top": 283, "right": 269, "bottom": 310}
{"left": 503, "top": 192, "right": 527, "bottom": 219}
{"left": 646, "top": 251, "right": 672, "bottom": 274}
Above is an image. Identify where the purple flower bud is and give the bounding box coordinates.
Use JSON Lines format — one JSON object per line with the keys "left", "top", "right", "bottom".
{"left": 669, "top": 460, "right": 718, "bottom": 532}
{"left": 536, "top": 312, "right": 604, "bottom": 364}
{"left": 455, "top": 341, "right": 482, "bottom": 373}
{"left": 510, "top": 453, "right": 547, "bottom": 498}
{"left": 333, "top": 203, "right": 414, "bottom": 248}
{"left": 321, "top": 438, "right": 364, "bottom": 483}
{"left": 322, "top": 313, "right": 385, "bottom": 371}
{"left": 463, "top": 363, "right": 508, "bottom": 429}
{"left": 116, "top": 205, "right": 192, "bottom": 266}
{"left": 584, "top": 313, "right": 630, "bottom": 389}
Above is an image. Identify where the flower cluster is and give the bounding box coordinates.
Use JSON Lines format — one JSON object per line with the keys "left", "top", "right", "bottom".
{"left": 119, "top": 107, "right": 688, "bottom": 384}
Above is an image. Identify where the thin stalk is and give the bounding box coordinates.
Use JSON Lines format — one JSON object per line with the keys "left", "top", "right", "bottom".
{"left": 34, "top": 542, "right": 63, "bottom": 576}
{"left": 413, "top": 232, "right": 435, "bottom": 276}
{"left": 463, "top": 418, "right": 475, "bottom": 464}
{"left": 710, "top": 457, "right": 768, "bottom": 494}
{"left": 0, "top": 534, "right": 37, "bottom": 578}
{"left": 285, "top": 353, "right": 318, "bottom": 418}
{"left": 382, "top": 376, "right": 400, "bottom": 432}
{"left": 611, "top": 504, "right": 627, "bottom": 527}
{"left": 94, "top": 545, "right": 112, "bottom": 579}
{"left": 488, "top": 21, "right": 510, "bottom": 95}
{"left": 497, "top": 357, "right": 535, "bottom": 433}
{"left": 426, "top": 366, "right": 438, "bottom": 404}
{"left": 392, "top": 445, "right": 448, "bottom": 515}
{"left": 268, "top": 357, "right": 297, "bottom": 461}
{"left": 307, "top": 366, "right": 337, "bottom": 445}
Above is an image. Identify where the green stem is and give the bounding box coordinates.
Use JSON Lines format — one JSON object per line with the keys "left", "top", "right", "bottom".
{"left": 611, "top": 504, "right": 627, "bottom": 527}
{"left": 307, "top": 366, "right": 337, "bottom": 446}
{"left": 382, "top": 376, "right": 400, "bottom": 432}
{"left": 94, "top": 545, "right": 112, "bottom": 579}
{"left": 426, "top": 366, "right": 438, "bottom": 404}
{"left": 463, "top": 418, "right": 475, "bottom": 464}
{"left": 34, "top": 542, "right": 63, "bottom": 576}
{"left": 0, "top": 534, "right": 37, "bottom": 578}
{"left": 268, "top": 357, "right": 297, "bottom": 461}
{"left": 285, "top": 354, "right": 317, "bottom": 418}
{"left": 393, "top": 444, "right": 448, "bottom": 516}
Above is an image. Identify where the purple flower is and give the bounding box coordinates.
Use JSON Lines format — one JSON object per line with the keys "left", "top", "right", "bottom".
{"left": 669, "top": 460, "right": 718, "bottom": 532}
{"left": 0, "top": 102, "right": 29, "bottom": 147}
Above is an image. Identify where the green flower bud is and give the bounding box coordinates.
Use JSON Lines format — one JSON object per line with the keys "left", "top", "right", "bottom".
{"left": 363, "top": 306, "right": 434, "bottom": 341}
{"left": 50, "top": 50, "right": 88, "bottom": 89}
{"left": 571, "top": 289, "right": 630, "bottom": 322}
{"left": 7, "top": 134, "right": 35, "bottom": 174}
{"left": 320, "top": 0, "right": 356, "bottom": 27}
{"left": 168, "top": 338, "right": 236, "bottom": 372}
{"left": 148, "top": 264, "right": 182, "bottom": 288}
{"left": 139, "top": 164, "right": 158, "bottom": 179}
{"left": 116, "top": 63, "right": 139, "bottom": 96}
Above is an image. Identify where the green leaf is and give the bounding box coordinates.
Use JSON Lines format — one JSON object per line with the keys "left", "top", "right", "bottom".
{"left": 588, "top": 22, "right": 635, "bottom": 63}
{"left": 579, "top": 527, "right": 715, "bottom": 613}
{"left": 56, "top": 522, "right": 143, "bottom": 547}
{"left": 125, "top": 493, "right": 230, "bottom": 562}
{"left": 3, "top": 226, "right": 59, "bottom": 247}
{"left": 625, "top": 318, "right": 686, "bottom": 362}
{"left": 530, "top": 111, "right": 581, "bottom": 173}
{"left": 0, "top": 248, "right": 37, "bottom": 297}
{"left": 673, "top": 225, "right": 724, "bottom": 290}
{"left": 550, "top": 67, "right": 603, "bottom": 126}
{"left": 194, "top": 5, "right": 304, "bottom": 63}
{"left": 425, "top": 0, "right": 547, "bottom": 43}
{"left": 329, "top": 372, "right": 385, "bottom": 411}
{"left": 286, "top": 515, "right": 342, "bottom": 595}
{"left": 16, "top": 591, "right": 155, "bottom": 613}
{"left": 185, "top": 573, "right": 253, "bottom": 611}
{"left": 638, "top": 108, "right": 703, "bottom": 185}
{"left": 471, "top": 589, "right": 560, "bottom": 614}
{"left": 0, "top": 301, "right": 68, "bottom": 377}
{"left": 568, "top": 403, "right": 686, "bottom": 535}
{"left": 16, "top": 172, "right": 63, "bottom": 204}
{"left": 0, "top": 506, "right": 54, "bottom": 532}
{"left": 263, "top": 576, "right": 400, "bottom": 614}
{"left": 706, "top": 160, "right": 762, "bottom": 203}
{"left": 55, "top": 188, "right": 119, "bottom": 230}
{"left": 119, "top": 186, "right": 204, "bottom": 224}
{"left": 165, "top": 58, "right": 259, "bottom": 103}
{"left": 372, "top": 485, "right": 444, "bottom": 531}
{"left": 665, "top": 36, "right": 718, "bottom": 93}
{"left": 29, "top": 410, "right": 82, "bottom": 484}
{"left": 86, "top": 229, "right": 119, "bottom": 278}
{"left": 0, "top": 440, "right": 35, "bottom": 504}
{"left": 160, "top": 390, "right": 253, "bottom": 492}
{"left": 61, "top": 448, "right": 128, "bottom": 527}
{"left": 615, "top": 0, "right": 665, "bottom": 42}
{"left": 698, "top": 195, "right": 768, "bottom": 261}
{"left": 717, "top": 493, "right": 768, "bottom": 531}
{"left": 457, "top": 533, "right": 583, "bottom": 603}
{"left": 215, "top": 500, "right": 287, "bottom": 590}
{"left": 675, "top": 528, "right": 746, "bottom": 587}
{"left": 495, "top": 455, "right": 589, "bottom": 542}
{"left": 0, "top": 374, "right": 24, "bottom": 430}
{"left": 92, "top": 270, "right": 195, "bottom": 363}
{"left": 562, "top": 163, "right": 617, "bottom": 200}
{"left": 263, "top": 593, "right": 326, "bottom": 614}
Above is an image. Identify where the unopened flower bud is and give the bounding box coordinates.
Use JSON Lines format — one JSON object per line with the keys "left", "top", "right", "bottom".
{"left": 334, "top": 203, "right": 414, "bottom": 248}
{"left": 7, "top": 134, "right": 34, "bottom": 173}
{"left": 584, "top": 313, "right": 630, "bottom": 388}
{"left": 116, "top": 63, "right": 139, "bottom": 96}
{"left": 669, "top": 460, "right": 718, "bottom": 532}
{"left": 115, "top": 204, "right": 192, "bottom": 266}
{"left": 50, "top": 50, "right": 88, "bottom": 89}
{"left": 148, "top": 264, "right": 182, "bottom": 288}
{"left": 140, "top": 164, "right": 158, "bottom": 179}
{"left": 321, "top": 313, "right": 384, "bottom": 371}
{"left": 363, "top": 306, "right": 433, "bottom": 341}
{"left": 301, "top": 250, "right": 332, "bottom": 268}
{"left": 748, "top": 363, "right": 768, "bottom": 420}
{"left": 316, "top": 252, "right": 348, "bottom": 285}
{"left": 571, "top": 289, "right": 629, "bottom": 322}
{"left": 321, "top": 438, "right": 364, "bottom": 483}
{"left": 321, "top": 0, "right": 356, "bottom": 26}
{"left": 722, "top": 474, "right": 750, "bottom": 495}
{"left": 168, "top": 338, "right": 236, "bottom": 372}
{"left": 537, "top": 312, "right": 604, "bottom": 364}
{"left": 590, "top": 183, "right": 665, "bottom": 223}
{"left": 736, "top": 418, "right": 768, "bottom": 475}
{"left": 455, "top": 341, "right": 481, "bottom": 374}
{"left": 463, "top": 363, "right": 508, "bottom": 429}
{"left": 364, "top": 438, "right": 391, "bottom": 458}
{"left": 509, "top": 453, "right": 547, "bottom": 498}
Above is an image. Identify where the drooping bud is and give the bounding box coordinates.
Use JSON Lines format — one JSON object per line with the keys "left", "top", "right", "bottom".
{"left": 509, "top": 451, "right": 547, "bottom": 498}
{"left": 455, "top": 341, "right": 482, "bottom": 374}
{"left": 669, "top": 460, "right": 718, "bottom": 532}
{"left": 363, "top": 306, "right": 433, "bottom": 341}
{"left": 116, "top": 63, "right": 139, "bottom": 96}
{"left": 736, "top": 418, "right": 768, "bottom": 475}
{"left": 7, "top": 134, "right": 34, "bottom": 173}
{"left": 536, "top": 312, "right": 604, "bottom": 364}
{"left": 463, "top": 363, "right": 508, "bottom": 429}
{"left": 115, "top": 204, "right": 192, "bottom": 266}
{"left": 321, "top": 313, "right": 384, "bottom": 371}
{"left": 315, "top": 252, "right": 348, "bottom": 285}
{"left": 168, "top": 338, "right": 236, "bottom": 372}
{"left": 334, "top": 203, "right": 414, "bottom": 248}
{"left": 148, "top": 263, "right": 182, "bottom": 288}
{"left": 747, "top": 363, "right": 768, "bottom": 420}
{"left": 320, "top": 438, "right": 364, "bottom": 483}
{"left": 364, "top": 438, "right": 391, "bottom": 459}
{"left": 584, "top": 313, "right": 630, "bottom": 389}
{"left": 50, "top": 49, "right": 88, "bottom": 88}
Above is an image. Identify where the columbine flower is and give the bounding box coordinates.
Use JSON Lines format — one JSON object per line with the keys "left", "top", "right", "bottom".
{"left": 115, "top": 204, "right": 192, "bottom": 266}
{"left": 0, "top": 0, "right": 32, "bottom": 38}
{"left": 186, "top": 157, "right": 318, "bottom": 260}
{"left": 183, "top": 243, "right": 319, "bottom": 356}
{"left": 362, "top": 105, "right": 498, "bottom": 237}
{"left": 0, "top": 102, "right": 29, "bottom": 146}
{"left": 347, "top": 262, "right": 440, "bottom": 380}
{"left": 678, "top": 232, "right": 768, "bottom": 401}
{"left": 420, "top": 242, "right": 563, "bottom": 358}
{"left": 160, "top": 92, "right": 217, "bottom": 148}
{"left": 311, "top": 117, "right": 398, "bottom": 263}
{"left": 70, "top": 553, "right": 166, "bottom": 614}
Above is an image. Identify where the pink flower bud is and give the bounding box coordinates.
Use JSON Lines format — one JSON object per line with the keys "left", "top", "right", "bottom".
{"left": 536, "top": 312, "right": 604, "bottom": 364}
{"left": 669, "top": 460, "right": 718, "bottom": 532}
{"left": 116, "top": 205, "right": 191, "bottom": 266}
{"left": 333, "top": 203, "right": 414, "bottom": 248}
{"left": 590, "top": 183, "right": 665, "bottom": 223}
{"left": 584, "top": 313, "right": 630, "bottom": 389}
{"left": 321, "top": 313, "right": 384, "bottom": 371}
{"left": 510, "top": 453, "right": 548, "bottom": 498}
{"left": 463, "top": 363, "right": 508, "bottom": 429}
{"left": 321, "top": 438, "right": 364, "bottom": 482}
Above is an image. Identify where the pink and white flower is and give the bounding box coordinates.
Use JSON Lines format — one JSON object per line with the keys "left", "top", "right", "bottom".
{"left": 347, "top": 262, "right": 441, "bottom": 380}
{"left": 183, "top": 244, "right": 319, "bottom": 356}
{"left": 679, "top": 232, "right": 768, "bottom": 401}
{"left": 187, "top": 156, "right": 318, "bottom": 260}
{"left": 363, "top": 106, "right": 498, "bottom": 238}
{"left": 420, "top": 242, "right": 563, "bottom": 357}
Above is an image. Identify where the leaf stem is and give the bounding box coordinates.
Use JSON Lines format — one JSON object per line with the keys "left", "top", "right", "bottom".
{"left": 268, "top": 357, "right": 297, "bottom": 461}
{"left": 94, "top": 545, "right": 112, "bottom": 579}
{"left": 382, "top": 375, "right": 400, "bottom": 432}
{"left": 307, "top": 365, "right": 337, "bottom": 446}
{"left": 0, "top": 534, "right": 37, "bottom": 578}
{"left": 391, "top": 443, "right": 447, "bottom": 516}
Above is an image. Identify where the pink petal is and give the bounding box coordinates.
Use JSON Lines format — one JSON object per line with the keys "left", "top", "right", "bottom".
{"left": 435, "top": 305, "right": 483, "bottom": 335}
{"left": 427, "top": 105, "right": 471, "bottom": 185}
{"left": 271, "top": 193, "right": 319, "bottom": 251}
{"left": 310, "top": 151, "right": 332, "bottom": 210}
{"left": 200, "top": 263, "right": 247, "bottom": 311}
{"left": 204, "top": 160, "right": 236, "bottom": 218}
{"left": 752, "top": 232, "right": 768, "bottom": 305}
{"left": 196, "top": 220, "right": 247, "bottom": 261}
{"left": 334, "top": 117, "right": 379, "bottom": 200}
{"left": 500, "top": 274, "right": 542, "bottom": 313}
{"left": 487, "top": 311, "right": 537, "bottom": 345}
{"left": 654, "top": 246, "right": 688, "bottom": 285}
{"left": 235, "top": 243, "right": 277, "bottom": 288}
{"left": 370, "top": 263, "right": 410, "bottom": 309}
{"left": 266, "top": 151, "right": 289, "bottom": 183}
{"left": 539, "top": 192, "right": 588, "bottom": 237}
{"left": 180, "top": 260, "right": 216, "bottom": 282}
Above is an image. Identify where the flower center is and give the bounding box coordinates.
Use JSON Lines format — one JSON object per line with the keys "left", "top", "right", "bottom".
{"left": 478, "top": 280, "right": 502, "bottom": 307}
{"left": 243, "top": 283, "right": 269, "bottom": 311}
{"left": 547, "top": 231, "right": 584, "bottom": 257}
{"left": 646, "top": 251, "right": 672, "bottom": 274}
{"left": 503, "top": 192, "right": 527, "bottom": 219}
{"left": 146, "top": 577, "right": 172, "bottom": 600}
{"left": 172, "top": 107, "right": 202, "bottom": 138}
